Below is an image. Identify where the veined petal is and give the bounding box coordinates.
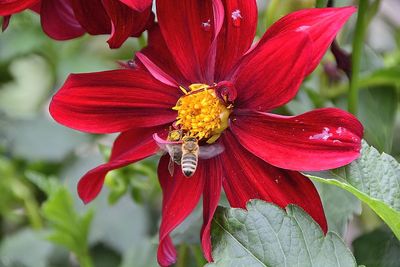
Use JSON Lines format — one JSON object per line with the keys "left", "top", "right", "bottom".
{"left": 232, "top": 31, "right": 312, "bottom": 111}
{"left": 70, "top": 0, "right": 110, "bottom": 35}
{"left": 156, "top": 0, "right": 215, "bottom": 83}
{"left": 49, "top": 69, "right": 179, "bottom": 134}
{"left": 137, "top": 24, "right": 188, "bottom": 87}
{"left": 201, "top": 157, "right": 222, "bottom": 262}
{"left": 222, "top": 130, "right": 327, "bottom": 233}
{"left": 0, "top": 0, "right": 39, "bottom": 16}
{"left": 157, "top": 156, "right": 205, "bottom": 266}
{"left": 118, "top": 0, "right": 152, "bottom": 12}
{"left": 259, "top": 7, "right": 356, "bottom": 75}
{"left": 214, "top": 0, "right": 257, "bottom": 81}
{"left": 231, "top": 108, "right": 363, "bottom": 171}
{"left": 41, "top": 0, "right": 85, "bottom": 40}
{"left": 103, "top": 0, "right": 151, "bottom": 48}
{"left": 77, "top": 127, "right": 165, "bottom": 204}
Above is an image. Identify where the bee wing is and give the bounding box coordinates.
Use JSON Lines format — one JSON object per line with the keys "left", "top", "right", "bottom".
{"left": 168, "top": 158, "right": 175, "bottom": 176}
{"left": 199, "top": 143, "right": 224, "bottom": 159}
{"left": 153, "top": 133, "right": 181, "bottom": 152}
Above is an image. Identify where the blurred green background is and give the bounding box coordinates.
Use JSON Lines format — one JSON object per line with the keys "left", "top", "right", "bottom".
{"left": 0, "top": 0, "right": 399, "bottom": 266}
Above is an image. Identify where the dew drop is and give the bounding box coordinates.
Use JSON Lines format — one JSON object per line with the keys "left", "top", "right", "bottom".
{"left": 336, "top": 127, "right": 346, "bottom": 135}
{"left": 127, "top": 59, "right": 136, "bottom": 69}
{"left": 333, "top": 140, "right": 342, "bottom": 144}
{"left": 309, "top": 127, "right": 332, "bottom": 141}
{"left": 231, "top": 9, "right": 242, "bottom": 27}
{"left": 201, "top": 19, "right": 211, "bottom": 32}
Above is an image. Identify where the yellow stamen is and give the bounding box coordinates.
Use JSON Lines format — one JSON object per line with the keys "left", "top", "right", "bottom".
{"left": 172, "top": 84, "right": 231, "bottom": 142}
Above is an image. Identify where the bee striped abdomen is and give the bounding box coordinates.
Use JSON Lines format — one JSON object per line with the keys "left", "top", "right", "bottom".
{"left": 181, "top": 153, "right": 198, "bottom": 177}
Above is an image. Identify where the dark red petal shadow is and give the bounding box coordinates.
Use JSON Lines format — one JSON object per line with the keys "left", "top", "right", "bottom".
{"left": 259, "top": 7, "right": 356, "bottom": 75}
{"left": 118, "top": 0, "right": 152, "bottom": 12}
{"left": 49, "top": 69, "right": 179, "bottom": 134}
{"left": 2, "top": 15, "right": 11, "bottom": 31}
{"left": 157, "top": 155, "right": 206, "bottom": 266}
{"left": 222, "top": 130, "right": 327, "bottom": 233}
{"left": 70, "top": 0, "right": 110, "bottom": 35}
{"left": 78, "top": 127, "right": 166, "bottom": 203}
{"left": 103, "top": 0, "right": 151, "bottom": 48}
{"left": 231, "top": 108, "right": 363, "bottom": 171}
{"left": 231, "top": 30, "right": 311, "bottom": 111}
{"left": 214, "top": 0, "right": 257, "bottom": 81}
{"left": 41, "top": 0, "right": 85, "bottom": 40}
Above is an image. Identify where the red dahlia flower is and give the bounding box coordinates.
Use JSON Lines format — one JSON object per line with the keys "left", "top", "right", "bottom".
{"left": 49, "top": 1, "right": 363, "bottom": 266}
{"left": 1, "top": 0, "right": 153, "bottom": 48}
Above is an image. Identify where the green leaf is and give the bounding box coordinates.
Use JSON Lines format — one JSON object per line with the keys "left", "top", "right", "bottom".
{"left": 314, "top": 182, "right": 361, "bottom": 236}
{"left": 358, "top": 87, "right": 398, "bottom": 153}
{"left": 42, "top": 187, "right": 94, "bottom": 267}
{"left": 0, "top": 229, "right": 53, "bottom": 267}
{"left": 353, "top": 226, "right": 400, "bottom": 267}
{"left": 306, "top": 141, "right": 400, "bottom": 239}
{"left": 207, "top": 200, "right": 357, "bottom": 267}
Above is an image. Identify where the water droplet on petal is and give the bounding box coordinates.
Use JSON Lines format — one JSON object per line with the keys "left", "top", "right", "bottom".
{"left": 295, "top": 25, "right": 311, "bottom": 32}
{"left": 309, "top": 127, "right": 332, "bottom": 141}
{"left": 127, "top": 59, "right": 136, "bottom": 69}
{"left": 231, "top": 9, "right": 242, "bottom": 27}
{"left": 201, "top": 19, "right": 211, "bottom": 32}
{"left": 336, "top": 127, "right": 346, "bottom": 135}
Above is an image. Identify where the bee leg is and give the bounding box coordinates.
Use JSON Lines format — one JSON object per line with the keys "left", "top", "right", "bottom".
{"left": 168, "top": 159, "right": 175, "bottom": 177}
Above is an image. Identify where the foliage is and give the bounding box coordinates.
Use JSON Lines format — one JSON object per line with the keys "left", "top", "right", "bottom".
{"left": 207, "top": 200, "right": 358, "bottom": 267}
{"left": 42, "top": 187, "right": 94, "bottom": 267}
{"left": 0, "top": 0, "right": 399, "bottom": 266}
{"left": 306, "top": 141, "right": 400, "bottom": 239}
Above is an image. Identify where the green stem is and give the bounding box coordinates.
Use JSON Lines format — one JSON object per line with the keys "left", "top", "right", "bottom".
{"left": 316, "top": 0, "right": 327, "bottom": 8}
{"left": 348, "top": 0, "right": 369, "bottom": 115}
{"left": 78, "top": 251, "right": 94, "bottom": 267}
{"left": 265, "top": 0, "right": 280, "bottom": 29}
{"left": 23, "top": 197, "right": 43, "bottom": 230}
{"left": 176, "top": 244, "right": 188, "bottom": 267}
{"left": 190, "top": 245, "right": 207, "bottom": 267}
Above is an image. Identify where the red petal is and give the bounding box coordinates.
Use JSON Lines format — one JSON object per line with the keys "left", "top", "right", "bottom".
{"left": 156, "top": 0, "right": 215, "bottom": 83}
{"left": 157, "top": 156, "right": 205, "bottom": 266}
{"left": 231, "top": 108, "right": 363, "bottom": 171}
{"left": 232, "top": 30, "right": 312, "bottom": 111}
{"left": 138, "top": 24, "right": 188, "bottom": 87}
{"left": 118, "top": 0, "right": 152, "bottom": 12}
{"left": 70, "top": 0, "right": 110, "bottom": 35}
{"left": 103, "top": 0, "right": 151, "bottom": 48}
{"left": 259, "top": 7, "right": 356, "bottom": 75}
{"left": 201, "top": 157, "right": 222, "bottom": 262}
{"left": 222, "top": 130, "right": 327, "bottom": 233}
{"left": 214, "top": 0, "right": 257, "bottom": 81}
{"left": 0, "top": 0, "right": 39, "bottom": 16}
{"left": 78, "top": 127, "right": 165, "bottom": 203}
{"left": 49, "top": 69, "right": 179, "bottom": 134}
{"left": 2, "top": 15, "right": 11, "bottom": 31}
{"left": 41, "top": 0, "right": 85, "bottom": 40}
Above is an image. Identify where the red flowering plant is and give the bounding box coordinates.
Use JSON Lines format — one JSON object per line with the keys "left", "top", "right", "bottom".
{"left": 49, "top": 0, "right": 363, "bottom": 266}
{"left": 0, "top": 0, "right": 153, "bottom": 48}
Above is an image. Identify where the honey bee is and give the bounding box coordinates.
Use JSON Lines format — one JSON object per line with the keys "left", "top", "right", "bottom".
{"left": 180, "top": 136, "right": 225, "bottom": 177}
{"left": 180, "top": 136, "right": 199, "bottom": 177}
{"left": 154, "top": 133, "right": 224, "bottom": 177}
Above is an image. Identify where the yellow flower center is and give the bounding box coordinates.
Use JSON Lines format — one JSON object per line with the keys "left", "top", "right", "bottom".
{"left": 172, "top": 83, "right": 231, "bottom": 143}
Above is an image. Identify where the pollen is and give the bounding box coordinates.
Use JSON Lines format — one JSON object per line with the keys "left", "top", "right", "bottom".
{"left": 173, "top": 84, "right": 230, "bottom": 142}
